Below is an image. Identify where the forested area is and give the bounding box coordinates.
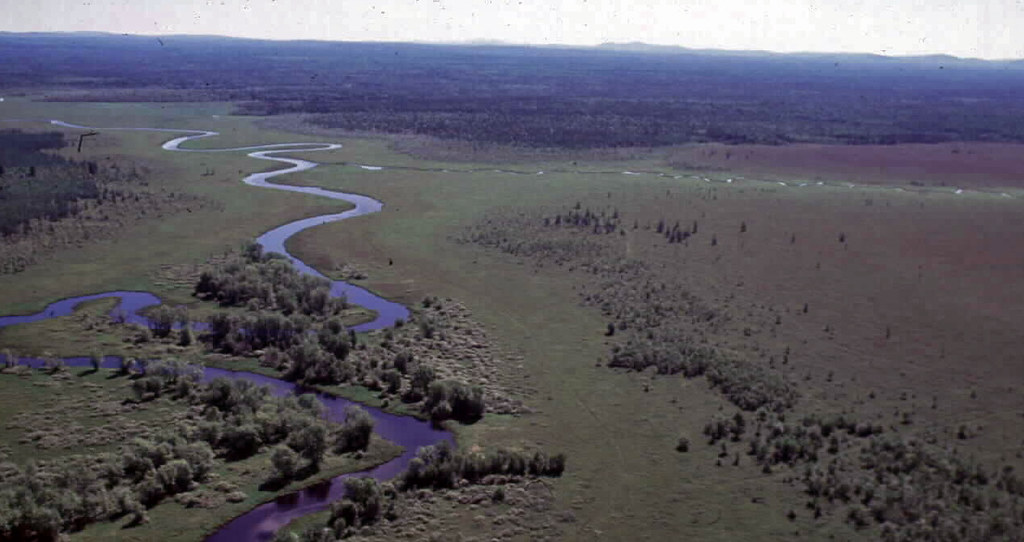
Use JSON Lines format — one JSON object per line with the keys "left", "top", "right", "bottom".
{"left": 0, "top": 131, "right": 67, "bottom": 167}
{"left": 0, "top": 130, "right": 96, "bottom": 236}
{"left": 3, "top": 34, "right": 1024, "bottom": 147}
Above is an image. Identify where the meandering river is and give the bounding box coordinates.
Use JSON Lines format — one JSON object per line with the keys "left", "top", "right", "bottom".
{"left": 0, "top": 121, "right": 447, "bottom": 541}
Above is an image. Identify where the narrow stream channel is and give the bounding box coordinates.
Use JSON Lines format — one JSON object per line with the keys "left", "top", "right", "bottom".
{"left": 0, "top": 121, "right": 448, "bottom": 541}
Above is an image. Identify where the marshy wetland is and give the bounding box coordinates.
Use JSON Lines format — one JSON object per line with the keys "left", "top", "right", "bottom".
{"left": 2, "top": 32, "right": 1024, "bottom": 542}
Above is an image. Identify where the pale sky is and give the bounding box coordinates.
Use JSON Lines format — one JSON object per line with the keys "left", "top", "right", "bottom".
{"left": 3, "top": 0, "right": 1023, "bottom": 59}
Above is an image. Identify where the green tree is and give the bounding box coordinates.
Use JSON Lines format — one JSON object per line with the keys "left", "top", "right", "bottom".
{"left": 289, "top": 424, "right": 328, "bottom": 468}
{"left": 150, "top": 306, "right": 175, "bottom": 338}
{"left": 335, "top": 406, "right": 374, "bottom": 453}
{"left": 271, "top": 446, "right": 300, "bottom": 481}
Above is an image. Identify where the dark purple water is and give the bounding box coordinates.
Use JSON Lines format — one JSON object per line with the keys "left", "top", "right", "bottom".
{"left": 0, "top": 120, "right": 440, "bottom": 541}
{"left": 0, "top": 291, "right": 160, "bottom": 328}
{"left": 201, "top": 368, "right": 451, "bottom": 541}
{"left": 0, "top": 352, "right": 452, "bottom": 541}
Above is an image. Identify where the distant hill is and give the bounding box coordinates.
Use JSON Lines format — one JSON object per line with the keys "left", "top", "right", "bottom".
{"left": 2, "top": 32, "right": 1024, "bottom": 147}
{"left": 595, "top": 41, "right": 1023, "bottom": 69}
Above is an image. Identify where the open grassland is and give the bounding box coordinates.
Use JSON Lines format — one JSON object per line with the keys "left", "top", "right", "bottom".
{"left": 283, "top": 139, "right": 1024, "bottom": 540}
{"left": 0, "top": 98, "right": 352, "bottom": 316}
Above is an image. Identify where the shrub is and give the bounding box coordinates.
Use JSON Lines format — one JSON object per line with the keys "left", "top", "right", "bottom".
{"left": 271, "top": 446, "right": 300, "bottom": 481}
{"left": 381, "top": 369, "right": 402, "bottom": 394}
{"left": 288, "top": 424, "right": 328, "bottom": 468}
{"left": 335, "top": 406, "right": 374, "bottom": 453}
{"left": 676, "top": 437, "right": 690, "bottom": 453}
{"left": 424, "top": 380, "right": 485, "bottom": 424}
{"left": 156, "top": 460, "right": 193, "bottom": 494}
{"left": 150, "top": 306, "right": 176, "bottom": 338}
{"left": 221, "top": 424, "right": 262, "bottom": 460}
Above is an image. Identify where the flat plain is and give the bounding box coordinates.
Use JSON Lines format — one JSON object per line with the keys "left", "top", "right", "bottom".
{"left": 2, "top": 74, "right": 1023, "bottom": 540}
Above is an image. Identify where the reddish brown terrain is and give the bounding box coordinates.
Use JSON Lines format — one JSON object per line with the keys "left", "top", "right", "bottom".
{"left": 669, "top": 142, "right": 1024, "bottom": 189}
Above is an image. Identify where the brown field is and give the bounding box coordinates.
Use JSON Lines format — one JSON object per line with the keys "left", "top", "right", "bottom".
{"left": 668, "top": 142, "right": 1024, "bottom": 189}
{"left": 285, "top": 141, "right": 1024, "bottom": 539}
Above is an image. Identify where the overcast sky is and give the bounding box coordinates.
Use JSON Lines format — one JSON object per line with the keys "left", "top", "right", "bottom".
{"left": 4, "top": 0, "right": 1022, "bottom": 59}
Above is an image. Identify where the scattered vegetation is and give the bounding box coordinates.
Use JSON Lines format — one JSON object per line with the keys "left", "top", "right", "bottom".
{"left": 460, "top": 200, "right": 1024, "bottom": 539}
{"left": 460, "top": 206, "right": 798, "bottom": 413}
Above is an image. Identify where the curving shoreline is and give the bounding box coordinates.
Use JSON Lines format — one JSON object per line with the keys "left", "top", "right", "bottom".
{"left": 0, "top": 120, "right": 436, "bottom": 540}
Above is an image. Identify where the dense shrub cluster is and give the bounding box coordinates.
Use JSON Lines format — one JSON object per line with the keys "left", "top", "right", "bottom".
{"left": 0, "top": 130, "right": 67, "bottom": 167}
{"left": 0, "top": 438, "right": 214, "bottom": 539}
{"left": 0, "top": 132, "right": 207, "bottom": 274}
{"left": 195, "top": 243, "right": 347, "bottom": 316}
{"left": 0, "top": 360, "right": 377, "bottom": 539}
{"left": 703, "top": 412, "right": 747, "bottom": 444}
{"left": 0, "top": 130, "right": 155, "bottom": 238}
{"left": 0, "top": 165, "right": 100, "bottom": 236}
{"left": 401, "top": 441, "right": 565, "bottom": 490}
{"left": 544, "top": 206, "right": 623, "bottom": 236}
{"left": 423, "top": 380, "right": 485, "bottom": 424}
{"left": 721, "top": 409, "right": 1024, "bottom": 539}
{"left": 323, "top": 477, "right": 398, "bottom": 538}
{"left": 191, "top": 257, "right": 492, "bottom": 423}
{"left": 283, "top": 441, "right": 568, "bottom": 541}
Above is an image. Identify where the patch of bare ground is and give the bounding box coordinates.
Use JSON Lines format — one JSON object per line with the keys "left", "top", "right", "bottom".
{"left": 357, "top": 297, "right": 533, "bottom": 416}
{"left": 668, "top": 142, "right": 1024, "bottom": 189}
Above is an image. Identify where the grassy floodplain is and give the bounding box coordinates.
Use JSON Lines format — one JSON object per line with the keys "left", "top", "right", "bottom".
{"left": 1, "top": 98, "right": 1023, "bottom": 540}
{"left": 0, "top": 98, "right": 352, "bottom": 315}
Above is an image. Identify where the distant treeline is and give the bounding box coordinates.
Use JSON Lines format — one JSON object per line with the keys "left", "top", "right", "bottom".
{"left": 4, "top": 34, "right": 1024, "bottom": 147}
{"left": 0, "top": 130, "right": 67, "bottom": 166}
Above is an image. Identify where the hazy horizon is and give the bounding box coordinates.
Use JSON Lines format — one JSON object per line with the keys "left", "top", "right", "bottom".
{"left": 3, "top": 0, "right": 1023, "bottom": 61}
